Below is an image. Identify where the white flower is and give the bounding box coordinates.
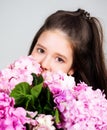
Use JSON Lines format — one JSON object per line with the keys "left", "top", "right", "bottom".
{"left": 33, "top": 114, "right": 56, "bottom": 130}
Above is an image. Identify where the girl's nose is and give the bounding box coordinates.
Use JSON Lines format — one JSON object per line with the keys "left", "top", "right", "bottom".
{"left": 40, "top": 56, "right": 51, "bottom": 71}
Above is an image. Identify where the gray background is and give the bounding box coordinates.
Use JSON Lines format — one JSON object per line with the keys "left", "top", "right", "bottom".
{"left": 0, "top": 0, "right": 107, "bottom": 69}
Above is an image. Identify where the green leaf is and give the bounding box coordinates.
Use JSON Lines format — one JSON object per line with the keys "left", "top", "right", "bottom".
{"left": 43, "top": 103, "right": 54, "bottom": 115}
{"left": 10, "top": 82, "right": 31, "bottom": 107}
{"left": 25, "top": 94, "right": 35, "bottom": 110}
{"left": 10, "top": 82, "right": 30, "bottom": 97}
{"left": 46, "top": 87, "right": 53, "bottom": 103}
{"left": 31, "top": 73, "right": 44, "bottom": 86}
{"left": 35, "top": 86, "right": 55, "bottom": 115}
{"left": 55, "top": 108, "right": 60, "bottom": 124}
{"left": 31, "top": 82, "right": 43, "bottom": 98}
{"left": 10, "top": 74, "right": 56, "bottom": 116}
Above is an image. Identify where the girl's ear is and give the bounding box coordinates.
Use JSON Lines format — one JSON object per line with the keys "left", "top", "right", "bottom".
{"left": 67, "top": 69, "right": 74, "bottom": 76}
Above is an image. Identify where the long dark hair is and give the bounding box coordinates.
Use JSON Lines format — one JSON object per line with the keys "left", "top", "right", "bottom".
{"left": 28, "top": 9, "right": 107, "bottom": 97}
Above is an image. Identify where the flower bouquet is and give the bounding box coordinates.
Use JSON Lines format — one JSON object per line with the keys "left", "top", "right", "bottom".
{"left": 0, "top": 55, "right": 107, "bottom": 130}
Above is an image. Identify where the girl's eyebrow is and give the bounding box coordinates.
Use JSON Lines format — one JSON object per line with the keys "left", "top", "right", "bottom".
{"left": 56, "top": 53, "right": 67, "bottom": 61}
{"left": 36, "top": 43, "right": 46, "bottom": 50}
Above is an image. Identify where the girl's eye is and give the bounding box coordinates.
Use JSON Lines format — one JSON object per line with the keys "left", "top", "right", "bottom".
{"left": 56, "top": 57, "right": 64, "bottom": 63}
{"left": 37, "top": 48, "right": 45, "bottom": 53}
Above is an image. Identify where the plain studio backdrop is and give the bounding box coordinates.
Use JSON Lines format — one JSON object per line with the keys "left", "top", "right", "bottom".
{"left": 0, "top": 0, "right": 107, "bottom": 69}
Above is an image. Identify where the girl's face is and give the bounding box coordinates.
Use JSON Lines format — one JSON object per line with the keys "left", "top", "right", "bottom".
{"left": 31, "top": 30, "right": 74, "bottom": 75}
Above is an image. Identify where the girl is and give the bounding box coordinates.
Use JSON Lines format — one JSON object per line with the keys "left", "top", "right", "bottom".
{"left": 28, "top": 8, "right": 107, "bottom": 97}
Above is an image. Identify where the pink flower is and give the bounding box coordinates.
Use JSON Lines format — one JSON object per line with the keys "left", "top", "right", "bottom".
{"left": 0, "top": 55, "right": 107, "bottom": 130}
{"left": 43, "top": 71, "right": 75, "bottom": 95}
{"left": 54, "top": 82, "right": 107, "bottom": 129}
{"left": 0, "top": 55, "right": 42, "bottom": 93}
{"left": 0, "top": 92, "right": 28, "bottom": 130}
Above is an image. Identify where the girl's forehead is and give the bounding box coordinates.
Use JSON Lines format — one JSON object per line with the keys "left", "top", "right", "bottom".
{"left": 37, "top": 30, "right": 73, "bottom": 57}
